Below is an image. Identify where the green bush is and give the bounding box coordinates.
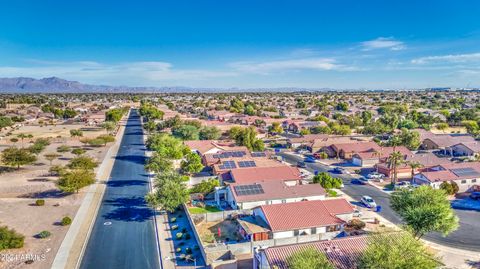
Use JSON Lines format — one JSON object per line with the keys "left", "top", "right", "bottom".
{"left": 0, "top": 226, "right": 25, "bottom": 250}
{"left": 185, "top": 247, "right": 192, "bottom": 254}
{"left": 57, "top": 145, "right": 71, "bottom": 153}
{"left": 347, "top": 219, "right": 366, "bottom": 230}
{"left": 171, "top": 217, "right": 177, "bottom": 223}
{"left": 61, "top": 216, "right": 72, "bottom": 226}
{"left": 176, "top": 247, "right": 182, "bottom": 253}
{"left": 327, "top": 189, "right": 338, "bottom": 197}
{"left": 37, "top": 230, "right": 51, "bottom": 239}
{"left": 171, "top": 225, "right": 178, "bottom": 230}
{"left": 35, "top": 199, "right": 45, "bottom": 206}
{"left": 312, "top": 172, "right": 343, "bottom": 189}
{"left": 184, "top": 233, "right": 191, "bottom": 240}
{"left": 176, "top": 232, "right": 183, "bottom": 239}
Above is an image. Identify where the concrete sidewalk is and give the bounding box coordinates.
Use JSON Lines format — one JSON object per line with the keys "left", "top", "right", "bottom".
{"left": 51, "top": 113, "right": 129, "bottom": 269}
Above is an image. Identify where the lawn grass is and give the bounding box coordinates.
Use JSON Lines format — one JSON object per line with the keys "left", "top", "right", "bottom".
{"left": 188, "top": 206, "right": 221, "bottom": 214}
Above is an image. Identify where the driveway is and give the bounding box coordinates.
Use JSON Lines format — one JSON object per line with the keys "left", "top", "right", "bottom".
{"left": 278, "top": 152, "right": 480, "bottom": 251}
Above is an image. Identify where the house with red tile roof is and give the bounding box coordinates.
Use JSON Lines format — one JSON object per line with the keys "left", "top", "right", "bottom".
{"left": 214, "top": 166, "right": 326, "bottom": 209}
{"left": 413, "top": 162, "right": 480, "bottom": 192}
{"left": 376, "top": 152, "right": 451, "bottom": 179}
{"left": 251, "top": 199, "right": 354, "bottom": 239}
{"left": 351, "top": 146, "right": 412, "bottom": 167}
{"left": 332, "top": 141, "right": 381, "bottom": 160}
{"left": 184, "top": 140, "right": 236, "bottom": 155}
{"left": 254, "top": 235, "right": 367, "bottom": 269}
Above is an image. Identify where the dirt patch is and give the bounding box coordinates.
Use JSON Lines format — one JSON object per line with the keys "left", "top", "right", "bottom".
{"left": 196, "top": 220, "right": 243, "bottom": 244}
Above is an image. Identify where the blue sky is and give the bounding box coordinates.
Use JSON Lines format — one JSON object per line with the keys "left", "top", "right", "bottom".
{"left": 0, "top": 0, "right": 479, "bottom": 89}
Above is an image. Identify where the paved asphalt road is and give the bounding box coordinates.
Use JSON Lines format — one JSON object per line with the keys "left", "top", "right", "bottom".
{"left": 278, "top": 152, "right": 480, "bottom": 251}
{"left": 80, "top": 110, "right": 161, "bottom": 269}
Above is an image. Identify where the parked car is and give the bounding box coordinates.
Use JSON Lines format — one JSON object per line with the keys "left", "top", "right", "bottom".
{"left": 333, "top": 167, "right": 346, "bottom": 174}
{"left": 367, "top": 172, "right": 384, "bottom": 180}
{"left": 470, "top": 192, "right": 480, "bottom": 200}
{"left": 361, "top": 196, "right": 377, "bottom": 208}
{"left": 304, "top": 156, "right": 316, "bottom": 163}
{"left": 353, "top": 208, "right": 362, "bottom": 217}
{"left": 297, "top": 161, "right": 307, "bottom": 168}
{"left": 296, "top": 149, "right": 309, "bottom": 155}
{"left": 395, "top": 181, "right": 411, "bottom": 189}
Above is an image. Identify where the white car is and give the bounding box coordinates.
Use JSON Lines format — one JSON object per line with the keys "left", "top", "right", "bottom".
{"left": 395, "top": 181, "right": 411, "bottom": 189}
{"left": 367, "top": 172, "right": 384, "bottom": 179}
{"left": 353, "top": 208, "right": 362, "bottom": 217}
{"left": 361, "top": 195, "right": 377, "bottom": 208}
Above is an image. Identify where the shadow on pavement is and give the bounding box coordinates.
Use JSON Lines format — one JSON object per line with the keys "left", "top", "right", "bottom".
{"left": 115, "top": 154, "right": 146, "bottom": 165}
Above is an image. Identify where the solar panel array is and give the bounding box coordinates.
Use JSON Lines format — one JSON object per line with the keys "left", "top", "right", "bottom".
{"left": 219, "top": 160, "right": 237, "bottom": 170}
{"left": 451, "top": 167, "right": 480, "bottom": 177}
{"left": 234, "top": 184, "right": 265, "bottom": 196}
{"left": 213, "top": 151, "right": 246, "bottom": 159}
{"left": 251, "top": 152, "right": 267, "bottom": 157}
{"left": 238, "top": 161, "right": 256, "bottom": 168}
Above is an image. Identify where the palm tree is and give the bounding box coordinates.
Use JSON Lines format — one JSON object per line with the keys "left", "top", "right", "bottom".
{"left": 407, "top": 161, "right": 423, "bottom": 179}
{"left": 387, "top": 151, "right": 404, "bottom": 186}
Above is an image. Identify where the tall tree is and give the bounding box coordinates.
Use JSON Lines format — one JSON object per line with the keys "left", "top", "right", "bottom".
{"left": 359, "top": 232, "right": 442, "bottom": 269}
{"left": 57, "top": 169, "right": 95, "bottom": 193}
{"left": 100, "top": 121, "right": 117, "bottom": 134}
{"left": 391, "top": 186, "right": 459, "bottom": 239}
{"left": 1, "top": 147, "right": 37, "bottom": 169}
{"left": 387, "top": 151, "right": 404, "bottom": 186}
{"left": 145, "top": 172, "right": 189, "bottom": 212}
{"left": 180, "top": 152, "right": 204, "bottom": 175}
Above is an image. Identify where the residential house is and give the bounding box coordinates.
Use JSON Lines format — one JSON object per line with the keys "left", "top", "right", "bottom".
{"left": 254, "top": 235, "right": 367, "bottom": 269}
{"left": 419, "top": 130, "right": 477, "bottom": 156}
{"left": 376, "top": 152, "right": 451, "bottom": 179}
{"left": 331, "top": 141, "right": 381, "bottom": 160}
{"left": 351, "top": 146, "right": 412, "bottom": 167}
{"left": 215, "top": 166, "right": 323, "bottom": 209}
{"left": 413, "top": 162, "right": 480, "bottom": 192}
{"left": 248, "top": 199, "right": 354, "bottom": 240}
{"left": 184, "top": 140, "right": 236, "bottom": 155}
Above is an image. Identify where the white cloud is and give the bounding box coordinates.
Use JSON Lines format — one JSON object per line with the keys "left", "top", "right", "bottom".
{"left": 0, "top": 60, "right": 236, "bottom": 86}
{"left": 229, "top": 58, "right": 354, "bottom": 74}
{"left": 361, "top": 37, "right": 405, "bottom": 51}
{"left": 411, "top": 53, "right": 480, "bottom": 64}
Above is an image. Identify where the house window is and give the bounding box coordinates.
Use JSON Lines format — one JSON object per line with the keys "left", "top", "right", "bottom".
{"left": 293, "top": 230, "right": 299, "bottom": 236}
{"left": 311, "top": 227, "right": 317, "bottom": 234}
{"left": 281, "top": 199, "right": 287, "bottom": 203}
{"left": 461, "top": 180, "right": 467, "bottom": 184}
{"left": 326, "top": 225, "right": 340, "bottom": 232}
{"left": 473, "top": 179, "right": 477, "bottom": 183}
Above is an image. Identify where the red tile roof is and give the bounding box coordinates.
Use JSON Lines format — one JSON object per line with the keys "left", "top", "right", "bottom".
{"left": 230, "top": 166, "right": 302, "bottom": 183}
{"left": 259, "top": 199, "right": 354, "bottom": 232}
{"left": 264, "top": 236, "right": 367, "bottom": 269}
{"left": 230, "top": 181, "right": 326, "bottom": 203}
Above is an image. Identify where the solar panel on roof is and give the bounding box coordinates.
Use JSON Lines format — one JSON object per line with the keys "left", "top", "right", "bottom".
{"left": 451, "top": 167, "right": 480, "bottom": 177}
{"left": 234, "top": 184, "right": 264, "bottom": 196}
{"left": 214, "top": 151, "right": 246, "bottom": 159}
{"left": 251, "top": 152, "right": 267, "bottom": 157}
{"left": 238, "top": 161, "right": 256, "bottom": 167}
{"left": 220, "top": 160, "right": 237, "bottom": 169}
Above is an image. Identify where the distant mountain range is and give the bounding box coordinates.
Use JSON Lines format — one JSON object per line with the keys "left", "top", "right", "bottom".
{"left": 0, "top": 76, "right": 470, "bottom": 93}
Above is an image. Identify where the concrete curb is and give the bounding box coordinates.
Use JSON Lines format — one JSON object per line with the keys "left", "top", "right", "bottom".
{"left": 51, "top": 112, "right": 130, "bottom": 269}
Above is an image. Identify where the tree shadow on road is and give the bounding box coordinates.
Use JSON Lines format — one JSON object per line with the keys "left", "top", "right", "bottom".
{"left": 106, "top": 179, "right": 147, "bottom": 187}
{"left": 102, "top": 196, "right": 154, "bottom": 222}
{"left": 114, "top": 154, "right": 146, "bottom": 165}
